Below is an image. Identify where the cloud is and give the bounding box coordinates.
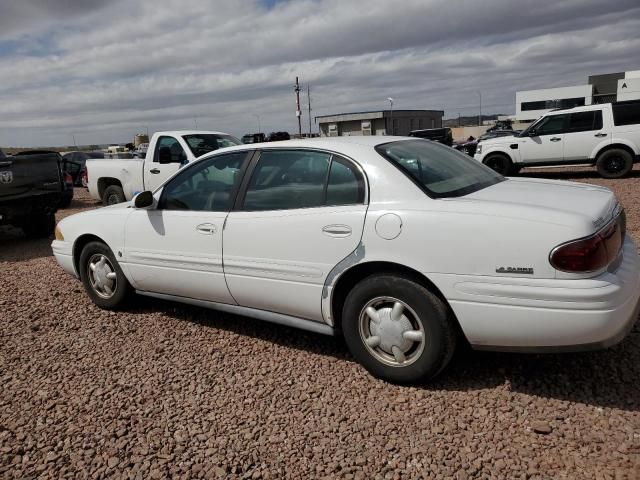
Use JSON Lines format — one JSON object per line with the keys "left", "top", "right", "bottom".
{"left": 0, "top": 0, "right": 638, "bottom": 146}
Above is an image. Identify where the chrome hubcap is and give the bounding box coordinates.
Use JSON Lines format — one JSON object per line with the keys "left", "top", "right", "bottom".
{"left": 359, "top": 296, "right": 425, "bottom": 367}
{"left": 88, "top": 254, "right": 117, "bottom": 298}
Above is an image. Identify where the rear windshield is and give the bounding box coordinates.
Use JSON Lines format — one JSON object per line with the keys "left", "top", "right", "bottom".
{"left": 183, "top": 134, "right": 242, "bottom": 157}
{"left": 612, "top": 101, "right": 640, "bottom": 126}
{"left": 376, "top": 139, "right": 504, "bottom": 198}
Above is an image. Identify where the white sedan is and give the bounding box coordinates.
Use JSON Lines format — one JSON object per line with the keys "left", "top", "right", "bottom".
{"left": 52, "top": 137, "right": 640, "bottom": 383}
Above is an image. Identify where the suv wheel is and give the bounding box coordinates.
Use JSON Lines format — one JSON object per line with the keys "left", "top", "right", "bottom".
{"left": 103, "top": 185, "right": 125, "bottom": 206}
{"left": 341, "top": 274, "right": 457, "bottom": 383}
{"left": 483, "top": 154, "right": 514, "bottom": 176}
{"left": 596, "top": 149, "right": 633, "bottom": 179}
{"left": 79, "top": 241, "right": 130, "bottom": 309}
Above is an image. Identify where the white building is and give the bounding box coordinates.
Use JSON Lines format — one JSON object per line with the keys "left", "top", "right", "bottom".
{"left": 515, "top": 70, "right": 640, "bottom": 122}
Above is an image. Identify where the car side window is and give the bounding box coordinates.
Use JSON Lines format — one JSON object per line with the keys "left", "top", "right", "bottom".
{"left": 242, "top": 150, "right": 331, "bottom": 211}
{"left": 535, "top": 114, "right": 567, "bottom": 136}
{"left": 567, "top": 111, "right": 602, "bottom": 133}
{"left": 326, "top": 156, "right": 365, "bottom": 206}
{"left": 159, "top": 152, "right": 248, "bottom": 211}
{"left": 154, "top": 136, "right": 187, "bottom": 165}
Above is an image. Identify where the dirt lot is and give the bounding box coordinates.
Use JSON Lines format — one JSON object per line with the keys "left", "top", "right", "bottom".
{"left": 1, "top": 168, "right": 639, "bottom": 479}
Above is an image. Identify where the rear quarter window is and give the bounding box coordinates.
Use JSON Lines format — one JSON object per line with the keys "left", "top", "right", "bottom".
{"left": 612, "top": 102, "right": 640, "bottom": 126}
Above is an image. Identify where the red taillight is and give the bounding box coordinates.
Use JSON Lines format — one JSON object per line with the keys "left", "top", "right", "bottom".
{"left": 65, "top": 172, "right": 73, "bottom": 183}
{"left": 82, "top": 167, "right": 88, "bottom": 186}
{"left": 550, "top": 214, "right": 624, "bottom": 273}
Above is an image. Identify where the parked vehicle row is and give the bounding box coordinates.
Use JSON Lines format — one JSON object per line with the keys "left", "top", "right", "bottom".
{"left": 241, "top": 132, "right": 291, "bottom": 144}
{"left": 53, "top": 137, "right": 640, "bottom": 383}
{"left": 87, "top": 131, "right": 242, "bottom": 205}
{"left": 475, "top": 100, "right": 640, "bottom": 178}
{"left": 454, "top": 130, "right": 521, "bottom": 156}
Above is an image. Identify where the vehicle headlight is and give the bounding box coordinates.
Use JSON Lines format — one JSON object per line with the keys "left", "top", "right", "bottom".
{"left": 476, "top": 144, "right": 482, "bottom": 154}
{"left": 54, "top": 225, "right": 64, "bottom": 241}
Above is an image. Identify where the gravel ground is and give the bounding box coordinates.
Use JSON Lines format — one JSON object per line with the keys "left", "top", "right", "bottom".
{"left": 1, "top": 169, "right": 639, "bottom": 479}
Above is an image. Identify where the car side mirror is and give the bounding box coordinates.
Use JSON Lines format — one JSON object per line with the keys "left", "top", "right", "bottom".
{"left": 134, "top": 190, "right": 154, "bottom": 209}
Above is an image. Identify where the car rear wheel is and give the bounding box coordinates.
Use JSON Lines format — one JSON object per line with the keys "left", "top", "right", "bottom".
{"left": 342, "top": 274, "right": 457, "bottom": 384}
{"left": 483, "top": 154, "right": 514, "bottom": 176}
{"left": 102, "top": 185, "right": 125, "bottom": 206}
{"left": 596, "top": 149, "right": 633, "bottom": 179}
{"left": 79, "top": 241, "right": 130, "bottom": 309}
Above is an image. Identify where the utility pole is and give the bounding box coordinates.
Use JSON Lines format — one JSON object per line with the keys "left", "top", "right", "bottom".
{"left": 307, "top": 84, "right": 312, "bottom": 136}
{"left": 458, "top": 113, "right": 461, "bottom": 127}
{"left": 253, "top": 114, "right": 261, "bottom": 133}
{"left": 294, "top": 76, "right": 302, "bottom": 137}
{"left": 387, "top": 97, "right": 394, "bottom": 135}
{"left": 477, "top": 91, "right": 482, "bottom": 127}
{"left": 72, "top": 134, "right": 77, "bottom": 148}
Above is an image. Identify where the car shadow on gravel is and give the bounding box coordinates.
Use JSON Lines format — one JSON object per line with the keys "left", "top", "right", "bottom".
{"left": 430, "top": 321, "right": 640, "bottom": 412}
{"left": 128, "top": 295, "right": 639, "bottom": 412}
{"left": 0, "top": 226, "right": 54, "bottom": 262}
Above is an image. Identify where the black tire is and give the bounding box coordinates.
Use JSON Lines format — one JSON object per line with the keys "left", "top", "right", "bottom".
{"left": 596, "top": 148, "right": 633, "bottom": 179}
{"left": 22, "top": 212, "right": 55, "bottom": 239}
{"left": 79, "top": 241, "right": 131, "bottom": 309}
{"left": 483, "top": 154, "right": 514, "bottom": 176}
{"left": 342, "top": 274, "right": 458, "bottom": 384}
{"left": 102, "top": 185, "right": 125, "bottom": 206}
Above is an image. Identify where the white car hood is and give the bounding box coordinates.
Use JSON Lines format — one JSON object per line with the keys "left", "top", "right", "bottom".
{"left": 463, "top": 177, "right": 618, "bottom": 230}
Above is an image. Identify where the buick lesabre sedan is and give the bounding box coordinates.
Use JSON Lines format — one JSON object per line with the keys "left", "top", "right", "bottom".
{"left": 52, "top": 137, "right": 640, "bottom": 383}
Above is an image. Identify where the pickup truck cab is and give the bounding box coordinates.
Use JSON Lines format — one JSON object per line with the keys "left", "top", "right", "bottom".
{"left": 87, "top": 130, "right": 241, "bottom": 205}
{"left": 475, "top": 101, "right": 640, "bottom": 178}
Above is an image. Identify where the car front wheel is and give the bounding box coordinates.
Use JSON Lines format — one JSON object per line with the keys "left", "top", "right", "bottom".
{"left": 79, "top": 241, "right": 130, "bottom": 309}
{"left": 342, "top": 274, "right": 457, "bottom": 383}
{"left": 483, "top": 154, "right": 514, "bottom": 176}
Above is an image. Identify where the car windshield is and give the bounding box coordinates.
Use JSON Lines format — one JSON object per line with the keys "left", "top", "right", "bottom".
{"left": 182, "top": 134, "right": 242, "bottom": 157}
{"left": 376, "top": 139, "right": 504, "bottom": 198}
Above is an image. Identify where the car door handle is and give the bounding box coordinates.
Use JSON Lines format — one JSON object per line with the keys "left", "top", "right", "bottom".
{"left": 322, "top": 225, "right": 352, "bottom": 237}
{"left": 150, "top": 168, "right": 161, "bottom": 174}
{"left": 550, "top": 137, "right": 561, "bottom": 142}
{"left": 196, "top": 223, "right": 217, "bottom": 235}
{"left": 594, "top": 133, "right": 608, "bottom": 137}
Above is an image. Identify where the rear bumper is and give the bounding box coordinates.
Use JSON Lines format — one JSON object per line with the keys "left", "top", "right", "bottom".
{"left": 443, "top": 237, "right": 640, "bottom": 352}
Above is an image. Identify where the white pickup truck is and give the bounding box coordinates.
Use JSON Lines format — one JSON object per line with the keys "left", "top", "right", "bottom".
{"left": 475, "top": 101, "right": 640, "bottom": 178}
{"left": 87, "top": 130, "right": 241, "bottom": 205}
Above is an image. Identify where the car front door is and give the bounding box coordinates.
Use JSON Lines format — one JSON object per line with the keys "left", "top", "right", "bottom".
{"left": 143, "top": 136, "right": 187, "bottom": 193}
{"left": 223, "top": 149, "right": 368, "bottom": 322}
{"left": 123, "top": 151, "right": 252, "bottom": 303}
{"left": 518, "top": 113, "right": 567, "bottom": 164}
{"left": 562, "top": 110, "right": 608, "bottom": 161}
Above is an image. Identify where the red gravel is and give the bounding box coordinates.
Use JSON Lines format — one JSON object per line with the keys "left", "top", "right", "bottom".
{"left": 1, "top": 171, "right": 639, "bottom": 479}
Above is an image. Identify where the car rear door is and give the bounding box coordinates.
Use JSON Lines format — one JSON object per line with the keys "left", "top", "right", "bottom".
{"left": 143, "top": 136, "right": 187, "bottom": 193}
{"left": 518, "top": 113, "right": 567, "bottom": 164}
{"left": 124, "top": 151, "right": 252, "bottom": 303}
{"left": 562, "top": 109, "right": 609, "bottom": 161}
{"left": 223, "top": 149, "right": 368, "bottom": 322}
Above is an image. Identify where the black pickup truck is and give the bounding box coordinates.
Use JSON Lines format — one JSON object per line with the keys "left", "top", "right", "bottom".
{"left": 0, "top": 149, "right": 63, "bottom": 238}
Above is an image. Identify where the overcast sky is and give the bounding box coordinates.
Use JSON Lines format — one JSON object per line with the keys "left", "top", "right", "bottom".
{"left": 1, "top": 0, "right": 639, "bottom": 147}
